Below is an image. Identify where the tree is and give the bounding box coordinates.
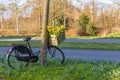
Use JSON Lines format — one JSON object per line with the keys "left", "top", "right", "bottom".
{"left": 49, "top": 0, "right": 67, "bottom": 26}
{"left": 9, "top": 3, "right": 19, "bottom": 34}
{"left": 28, "top": 0, "right": 44, "bottom": 34}
{"left": 86, "top": 21, "right": 96, "bottom": 36}
{"left": 0, "top": 5, "right": 5, "bottom": 30}
{"left": 78, "top": 14, "right": 89, "bottom": 30}
{"left": 91, "top": 0, "right": 95, "bottom": 22}
{"left": 40, "top": 0, "right": 50, "bottom": 65}
{"left": 115, "top": 1, "right": 120, "bottom": 27}
{"left": 9, "top": 1, "right": 30, "bottom": 34}
{"left": 63, "top": 0, "right": 67, "bottom": 27}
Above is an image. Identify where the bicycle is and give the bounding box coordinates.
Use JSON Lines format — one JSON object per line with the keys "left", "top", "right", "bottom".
{"left": 6, "top": 37, "right": 65, "bottom": 69}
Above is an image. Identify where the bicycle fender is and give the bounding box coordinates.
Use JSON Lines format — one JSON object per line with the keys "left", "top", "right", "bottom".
{"left": 6, "top": 48, "right": 13, "bottom": 61}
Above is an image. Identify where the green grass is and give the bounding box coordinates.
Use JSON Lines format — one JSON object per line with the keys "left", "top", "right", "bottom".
{"left": 0, "top": 41, "right": 42, "bottom": 47}
{"left": 1, "top": 41, "right": 120, "bottom": 50}
{"left": 66, "top": 36, "right": 99, "bottom": 39}
{"left": 1, "top": 32, "right": 120, "bottom": 39}
{"left": 60, "top": 42, "right": 120, "bottom": 50}
{"left": 1, "top": 54, "right": 120, "bottom": 80}
{"left": 67, "top": 33, "right": 120, "bottom": 39}
{"left": 105, "top": 33, "right": 120, "bottom": 39}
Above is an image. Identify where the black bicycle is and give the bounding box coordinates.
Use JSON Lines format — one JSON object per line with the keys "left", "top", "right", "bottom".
{"left": 6, "top": 37, "right": 65, "bottom": 69}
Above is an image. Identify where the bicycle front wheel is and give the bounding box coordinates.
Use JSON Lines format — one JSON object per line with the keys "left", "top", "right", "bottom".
{"left": 48, "top": 46, "right": 65, "bottom": 64}
{"left": 6, "top": 48, "right": 29, "bottom": 69}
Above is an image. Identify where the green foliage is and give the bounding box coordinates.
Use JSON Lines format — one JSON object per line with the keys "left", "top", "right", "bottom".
{"left": 51, "top": 16, "right": 64, "bottom": 26}
{"left": 47, "top": 25, "right": 65, "bottom": 35}
{"left": 78, "top": 14, "right": 89, "bottom": 30}
{"left": 77, "top": 14, "right": 97, "bottom": 36}
{"left": 86, "top": 22, "right": 96, "bottom": 36}
{"left": 1, "top": 55, "right": 120, "bottom": 80}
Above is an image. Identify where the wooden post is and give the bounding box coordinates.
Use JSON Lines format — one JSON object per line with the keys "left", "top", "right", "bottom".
{"left": 40, "top": 0, "right": 50, "bottom": 65}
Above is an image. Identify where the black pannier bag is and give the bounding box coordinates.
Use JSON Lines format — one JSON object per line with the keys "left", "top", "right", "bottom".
{"left": 13, "top": 45, "right": 31, "bottom": 54}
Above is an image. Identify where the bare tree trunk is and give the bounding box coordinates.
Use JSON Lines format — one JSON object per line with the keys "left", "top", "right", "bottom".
{"left": 0, "top": 16, "right": 3, "bottom": 30}
{"left": 16, "top": 13, "right": 19, "bottom": 34}
{"left": 91, "top": 0, "right": 94, "bottom": 22}
{"left": 116, "top": 10, "right": 119, "bottom": 27}
{"left": 40, "top": 0, "right": 50, "bottom": 65}
{"left": 118, "top": 10, "right": 120, "bottom": 27}
{"left": 0, "top": 6, "right": 5, "bottom": 30}
{"left": 64, "top": 0, "right": 67, "bottom": 27}
{"left": 101, "top": 5, "right": 104, "bottom": 27}
{"left": 39, "top": 1, "right": 43, "bottom": 34}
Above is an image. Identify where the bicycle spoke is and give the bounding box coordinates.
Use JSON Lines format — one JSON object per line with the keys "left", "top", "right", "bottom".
{"left": 48, "top": 46, "right": 65, "bottom": 64}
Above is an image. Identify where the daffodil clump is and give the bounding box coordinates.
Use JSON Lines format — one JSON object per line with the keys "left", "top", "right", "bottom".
{"left": 47, "top": 25, "right": 65, "bottom": 35}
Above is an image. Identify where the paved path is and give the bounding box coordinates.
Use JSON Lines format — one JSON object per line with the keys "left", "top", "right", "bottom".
{"left": 63, "top": 49, "right": 120, "bottom": 62}
{"left": 1, "top": 38, "right": 120, "bottom": 43}
{"left": 1, "top": 47, "right": 120, "bottom": 62}
{"left": 1, "top": 38, "right": 120, "bottom": 62}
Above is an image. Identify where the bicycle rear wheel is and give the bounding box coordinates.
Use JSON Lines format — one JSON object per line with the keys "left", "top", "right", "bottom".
{"left": 6, "top": 48, "right": 29, "bottom": 69}
{"left": 48, "top": 46, "right": 65, "bottom": 64}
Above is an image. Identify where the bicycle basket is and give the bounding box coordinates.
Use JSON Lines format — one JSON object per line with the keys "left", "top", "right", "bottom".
{"left": 49, "top": 31, "right": 65, "bottom": 46}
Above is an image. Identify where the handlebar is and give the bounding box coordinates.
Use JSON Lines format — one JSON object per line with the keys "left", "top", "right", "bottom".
{"left": 23, "top": 37, "right": 31, "bottom": 41}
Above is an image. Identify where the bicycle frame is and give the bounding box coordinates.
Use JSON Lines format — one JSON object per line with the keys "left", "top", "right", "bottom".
{"left": 25, "top": 41, "right": 34, "bottom": 56}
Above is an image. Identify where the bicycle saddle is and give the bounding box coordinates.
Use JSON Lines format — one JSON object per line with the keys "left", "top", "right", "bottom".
{"left": 23, "top": 37, "right": 31, "bottom": 41}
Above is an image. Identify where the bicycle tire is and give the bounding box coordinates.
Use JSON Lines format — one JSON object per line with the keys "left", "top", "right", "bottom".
{"left": 48, "top": 46, "right": 65, "bottom": 64}
{"left": 6, "top": 48, "right": 29, "bottom": 69}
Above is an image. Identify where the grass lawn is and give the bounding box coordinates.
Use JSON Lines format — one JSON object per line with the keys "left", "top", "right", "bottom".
{"left": 60, "top": 42, "right": 120, "bottom": 50}
{"left": 0, "top": 41, "right": 120, "bottom": 51}
{"left": 1, "top": 35, "right": 120, "bottom": 79}
{"left": 0, "top": 54, "right": 120, "bottom": 80}
{"left": 1, "top": 32, "right": 120, "bottom": 39}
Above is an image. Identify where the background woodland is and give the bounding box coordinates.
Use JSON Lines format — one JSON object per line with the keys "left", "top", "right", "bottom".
{"left": 0, "top": 0, "right": 120, "bottom": 37}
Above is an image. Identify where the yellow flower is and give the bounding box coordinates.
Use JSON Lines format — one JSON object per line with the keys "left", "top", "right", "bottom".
{"left": 47, "top": 25, "right": 65, "bottom": 35}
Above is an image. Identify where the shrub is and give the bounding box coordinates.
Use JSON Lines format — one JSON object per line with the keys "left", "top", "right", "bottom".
{"left": 86, "top": 22, "right": 96, "bottom": 36}
{"left": 77, "top": 14, "right": 90, "bottom": 35}
{"left": 77, "top": 14, "right": 89, "bottom": 30}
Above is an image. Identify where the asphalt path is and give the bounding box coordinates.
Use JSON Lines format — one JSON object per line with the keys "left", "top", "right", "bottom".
{"left": 1, "top": 47, "right": 120, "bottom": 62}
{"left": 1, "top": 38, "right": 120, "bottom": 62}
{"left": 1, "top": 38, "right": 120, "bottom": 43}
